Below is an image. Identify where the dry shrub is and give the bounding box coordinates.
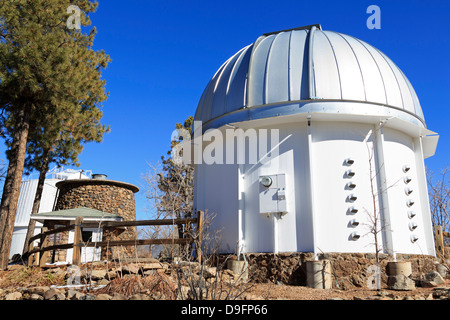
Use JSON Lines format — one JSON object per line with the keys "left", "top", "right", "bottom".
{"left": 0, "top": 266, "right": 66, "bottom": 288}
{"left": 96, "top": 273, "right": 177, "bottom": 299}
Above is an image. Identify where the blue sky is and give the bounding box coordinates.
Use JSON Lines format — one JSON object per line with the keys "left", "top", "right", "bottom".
{"left": 4, "top": 1, "right": 450, "bottom": 220}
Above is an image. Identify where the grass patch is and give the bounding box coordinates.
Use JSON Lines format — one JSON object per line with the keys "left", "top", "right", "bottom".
{"left": 0, "top": 266, "right": 66, "bottom": 288}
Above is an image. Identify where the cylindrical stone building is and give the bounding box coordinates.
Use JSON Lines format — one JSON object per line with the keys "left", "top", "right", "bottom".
{"left": 54, "top": 175, "right": 139, "bottom": 260}
{"left": 55, "top": 175, "right": 139, "bottom": 221}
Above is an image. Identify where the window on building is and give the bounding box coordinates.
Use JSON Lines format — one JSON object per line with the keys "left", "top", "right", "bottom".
{"left": 82, "top": 230, "right": 93, "bottom": 243}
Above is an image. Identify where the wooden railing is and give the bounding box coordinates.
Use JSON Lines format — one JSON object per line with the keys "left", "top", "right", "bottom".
{"left": 27, "top": 211, "right": 204, "bottom": 267}
{"left": 434, "top": 225, "right": 450, "bottom": 259}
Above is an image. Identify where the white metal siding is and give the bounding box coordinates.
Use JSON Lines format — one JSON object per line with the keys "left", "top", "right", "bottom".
{"left": 311, "top": 122, "right": 381, "bottom": 253}
{"left": 382, "top": 128, "right": 431, "bottom": 255}
{"left": 10, "top": 179, "right": 59, "bottom": 258}
{"left": 195, "top": 118, "right": 435, "bottom": 255}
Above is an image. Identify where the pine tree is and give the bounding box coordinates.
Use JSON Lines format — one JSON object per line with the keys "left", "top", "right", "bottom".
{"left": 20, "top": 107, "right": 109, "bottom": 258}
{"left": 0, "top": 0, "right": 110, "bottom": 268}
{"left": 158, "top": 116, "right": 194, "bottom": 238}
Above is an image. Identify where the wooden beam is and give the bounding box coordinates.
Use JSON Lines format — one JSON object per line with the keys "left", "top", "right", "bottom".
{"left": 27, "top": 240, "right": 34, "bottom": 266}
{"left": 34, "top": 252, "right": 40, "bottom": 266}
{"left": 434, "top": 225, "right": 445, "bottom": 258}
{"left": 72, "top": 217, "right": 83, "bottom": 266}
{"left": 38, "top": 227, "right": 51, "bottom": 267}
{"left": 27, "top": 238, "right": 192, "bottom": 255}
{"left": 27, "top": 243, "right": 74, "bottom": 255}
{"left": 26, "top": 216, "right": 200, "bottom": 264}
{"left": 29, "top": 217, "right": 198, "bottom": 243}
{"left": 81, "top": 217, "right": 198, "bottom": 229}
{"left": 197, "top": 211, "right": 204, "bottom": 264}
{"left": 81, "top": 238, "right": 193, "bottom": 248}
{"left": 29, "top": 225, "right": 74, "bottom": 242}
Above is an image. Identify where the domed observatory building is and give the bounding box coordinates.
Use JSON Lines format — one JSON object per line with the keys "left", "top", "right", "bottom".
{"left": 193, "top": 25, "right": 439, "bottom": 258}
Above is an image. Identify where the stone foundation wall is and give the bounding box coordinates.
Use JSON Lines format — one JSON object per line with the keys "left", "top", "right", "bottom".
{"left": 244, "top": 252, "right": 439, "bottom": 289}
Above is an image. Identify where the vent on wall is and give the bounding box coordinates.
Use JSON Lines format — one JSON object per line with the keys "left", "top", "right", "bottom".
{"left": 92, "top": 174, "right": 108, "bottom": 180}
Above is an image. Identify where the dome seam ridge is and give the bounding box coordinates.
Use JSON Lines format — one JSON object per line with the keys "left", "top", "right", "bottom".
{"left": 320, "top": 30, "right": 343, "bottom": 100}
{"left": 350, "top": 35, "right": 389, "bottom": 106}
{"left": 332, "top": 31, "right": 368, "bottom": 102}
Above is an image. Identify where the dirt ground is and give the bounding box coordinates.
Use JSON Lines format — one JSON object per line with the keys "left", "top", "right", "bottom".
{"left": 244, "top": 279, "right": 450, "bottom": 300}
{"left": 1, "top": 262, "right": 448, "bottom": 301}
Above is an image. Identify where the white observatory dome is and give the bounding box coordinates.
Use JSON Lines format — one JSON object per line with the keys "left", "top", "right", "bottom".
{"left": 195, "top": 24, "right": 425, "bottom": 131}
{"left": 193, "top": 25, "right": 438, "bottom": 258}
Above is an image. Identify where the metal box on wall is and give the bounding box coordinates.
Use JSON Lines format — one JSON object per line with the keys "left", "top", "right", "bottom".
{"left": 259, "top": 174, "right": 287, "bottom": 215}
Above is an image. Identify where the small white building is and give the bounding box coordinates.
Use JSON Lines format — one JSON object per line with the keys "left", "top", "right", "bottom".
{"left": 9, "top": 168, "right": 91, "bottom": 259}
{"left": 193, "top": 25, "right": 439, "bottom": 258}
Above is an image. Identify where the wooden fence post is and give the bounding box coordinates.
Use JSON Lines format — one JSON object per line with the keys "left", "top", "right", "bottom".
{"left": 72, "top": 217, "right": 83, "bottom": 266}
{"left": 27, "top": 240, "right": 34, "bottom": 266}
{"left": 39, "top": 227, "right": 50, "bottom": 267}
{"left": 434, "top": 225, "right": 445, "bottom": 258}
{"left": 197, "top": 211, "right": 204, "bottom": 264}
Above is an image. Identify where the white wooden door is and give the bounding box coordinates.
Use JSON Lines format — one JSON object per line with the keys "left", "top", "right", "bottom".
{"left": 80, "top": 228, "right": 102, "bottom": 263}
{"left": 67, "top": 228, "right": 102, "bottom": 264}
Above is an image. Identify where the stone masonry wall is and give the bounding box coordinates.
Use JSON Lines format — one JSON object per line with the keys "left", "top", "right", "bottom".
{"left": 245, "top": 252, "right": 438, "bottom": 289}
{"left": 42, "top": 223, "right": 70, "bottom": 263}
{"left": 55, "top": 182, "right": 136, "bottom": 221}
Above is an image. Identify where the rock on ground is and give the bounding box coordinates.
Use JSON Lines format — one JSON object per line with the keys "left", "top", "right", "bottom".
{"left": 421, "top": 271, "right": 445, "bottom": 287}
{"left": 5, "top": 291, "right": 22, "bottom": 300}
{"left": 387, "top": 274, "right": 416, "bottom": 291}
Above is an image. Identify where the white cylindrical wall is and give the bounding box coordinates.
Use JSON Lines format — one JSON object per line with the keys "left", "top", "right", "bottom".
{"left": 195, "top": 161, "right": 240, "bottom": 254}
{"left": 241, "top": 121, "right": 314, "bottom": 253}
{"left": 310, "top": 121, "right": 381, "bottom": 254}
{"left": 195, "top": 118, "right": 435, "bottom": 256}
{"left": 382, "top": 127, "right": 434, "bottom": 255}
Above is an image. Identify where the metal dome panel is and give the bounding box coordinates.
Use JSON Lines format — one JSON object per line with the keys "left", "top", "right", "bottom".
{"left": 195, "top": 26, "right": 425, "bottom": 129}
{"left": 288, "top": 30, "right": 309, "bottom": 101}
{"left": 341, "top": 34, "right": 385, "bottom": 104}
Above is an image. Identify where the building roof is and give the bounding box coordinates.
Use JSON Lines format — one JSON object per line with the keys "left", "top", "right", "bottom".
{"left": 55, "top": 178, "right": 139, "bottom": 193}
{"left": 30, "top": 207, "right": 123, "bottom": 222}
{"left": 195, "top": 25, "right": 425, "bottom": 131}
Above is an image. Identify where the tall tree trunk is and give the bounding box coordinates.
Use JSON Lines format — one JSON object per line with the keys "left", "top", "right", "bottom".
{"left": 22, "top": 149, "right": 50, "bottom": 259}
{"left": 0, "top": 107, "right": 31, "bottom": 269}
